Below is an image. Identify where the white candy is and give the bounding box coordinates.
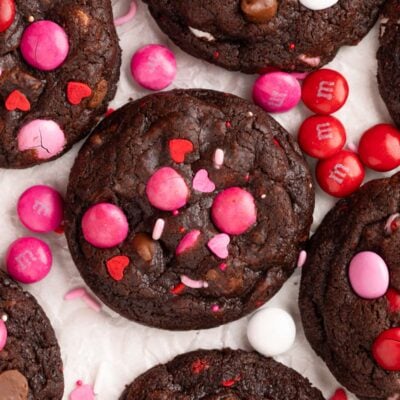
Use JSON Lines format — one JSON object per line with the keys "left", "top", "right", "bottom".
{"left": 299, "top": 0, "right": 339, "bottom": 11}
{"left": 247, "top": 308, "right": 296, "bottom": 357}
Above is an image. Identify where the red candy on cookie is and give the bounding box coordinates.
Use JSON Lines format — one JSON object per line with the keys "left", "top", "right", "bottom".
{"left": 302, "top": 69, "right": 349, "bottom": 114}
{"left": 0, "top": 0, "right": 15, "bottom": 33}
{"left": 5, "top": 90, "right": 31, "bottom": 112}
{"left": 67, "top": 82, "right": 92, "bottom": 105}
{"left": 298, "top": 115, "right": 346, "bottom": 159}
{"left": 386, "top": 288, "right": 400, "bottom": 313}
{"left": 372, "top": 328, "right": 400, "bottom": 371}
{"left": 316, "top": 150, "right": 365, "bottom": 197}
{"left": 358, "top": 124, "right": 400, "bottom": 172}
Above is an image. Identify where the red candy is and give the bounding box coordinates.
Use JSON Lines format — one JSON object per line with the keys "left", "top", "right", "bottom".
{"left": 372, "top": 328, "right": 400, "bottom": 371}
{"left": 330, "top": 388, "right": 347, "bottom": 400}
{"left": 0, "top": 0, "right": 15, "bottom": 33}
{"left": 358, "top": 124, "right": 400, "bottom": 172}
{"left": 316, "top": 150, "right": 365, "bottom": 197}
{"left": 298, "top": 115, "right": 346, "bottom": 159}
{"left": 302, "top": 69, "right": 349, "bottom": 114}
{"left": 67, "top": 82, "right": 92, "bottom": 105}
{"left": 386, "top": 288, "right": 400, "bottom": 313}
{"left": 5, "top": 90, "right": 31, "bottom": 112}
{"left": 106, "top": 255, "right": 130, "bottom": 281}
{"left": 169, "top": 139, "right": 193, "bottom": 164}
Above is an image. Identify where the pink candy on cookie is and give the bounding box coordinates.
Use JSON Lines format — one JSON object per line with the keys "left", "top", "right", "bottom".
{"left": 131, "top": 44, "right": 177, "bottom": 91}
{"left": 20, "top": 20, "right": 69, "bottom": 71}
{"left": 253, "top": 72, "right": 301, "bottom": 113}
{"left": 0, "top": 319, "right": 7, "bottom": 351}
{"left": 6, "top": 237, "right": 52, "bottom": 284}
{"left": 81, "top": 203, "right": 129, "bottom": 248}
{"left": 146, "top": 167, "right": 189, "bottom": 211}
{"left": 17, "top": 185, "right": 64, "bottom": 233}
{"left": 18, "top": 119, "right": 66, "bottom": 160}
{"left": 348, "top": 251, "right": 389, "bottom": 299}
{"left": 176, "top": 230, "right": 201, "bottom": 255}
{"left": 211, "top": 187, "right": 257, "bottom": 235}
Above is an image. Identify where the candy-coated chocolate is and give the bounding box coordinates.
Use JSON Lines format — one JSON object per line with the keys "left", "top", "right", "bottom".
{"left": 17, "top": 119, "right": 66, "bottom": 160}
{"left": 358, "top": 124, "right": 400, "bottom": 172}
{"left": 298, "top": 115, "right": 346, "bottom": 159}
{"left": 299, "top": 0, "right": 339, "bottom": 10}
{"left": 146, "top": 167, "right": 189, "bottom": 211}
{"left": 193, "top": 169, "right": 216, "bottom": 193}
{"left": 207, "top": 233, "right": 230, "bottom": 259}
{"left": 253, "top": 72, "right": 301, "bottom": 113}
{"left": 386, "top": 288, "right": 400, "bottom": 313}
{"left": 0, "top": 319, "right": 7, "bottom": 351}
{"left": 0, "top": 370, "right": 29, "bottom": 400}
{"left": 302, "top": 69, "right": 349, "bottom": 114}
{"left": 0, "top": 0, "right": 15, "bottom": 33}
{"left": 20, "top": 20, "right": 69, "bottom": 71}
{"left": 211, "top": 187, "right": 257, "bottom": 235}
{"left": 81, "top": 203, "right": 129, "bottom": 248}
{"left": 131, "top": 44, "right": 177, "bottom": 91}
{"left": 372, "top": 328, "right": 400, "bottom": 371}
{"left": 17, "top": 185, "right": 64, "bottom": 233}
{"left": 176, "top": 230, "right": 201, "bottom": 255}
{"left": 6, "top": 237, "right": 52, "bottom": 284}
{"left": 240, "top": 0, "right": 278, "bottom": 23}
{"left": 316, "top": 150, "right": 365, "bottom": 197}
{"left": 247, "top": 308, "right": 296, "bottom": 356}
{"left": 348, "top": 251, "right": 389, "bottom": 299}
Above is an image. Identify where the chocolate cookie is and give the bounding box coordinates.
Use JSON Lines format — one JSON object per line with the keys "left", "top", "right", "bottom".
{"left": 65, "top": 89, "right": 314, "bottom": 330}
{"left": 299, "top": 173, "right": 400, "bottom": 400}
{"left": 0, "top": 0, "right": 120, "bottom": 168}
{"left": 120, "top": 349, "right": 325, "bottom": 399}
{"left": 378, "top": 0, "right": 400, "bottom": 128}
{"left": 0, "top": 270, "right": 64, "bottom": 399}
{"left": 142, "top": 0, "right": 385, "bottom": 73}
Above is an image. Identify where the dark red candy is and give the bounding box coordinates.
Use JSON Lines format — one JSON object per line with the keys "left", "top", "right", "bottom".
{"left": 298, "top": 115, "right": 346, "bottom": 159}
{"left": 386, "top": 288, "right": 400, "bottom": 313}
{"left": 302, "top": 69, "right": 349, "bottom": 114}
{"left": 106, "top": 255, "right": 130, "bottom": 281}
{"left": 330, "top": 388, "right": 347, "bottom": 400}
{"left": 372, "top": 328, "right": 400, "bottom": 371}
{"left": 316, "top": 150, "right": 365, "bottom": 197}
{"left": 169, "top": 139, "right": 194, "bottom": 163}
{"left": 358, "top": 124, "right": 400, "bottom": 172}
{"left": 0, "top": 0, "right": 15, "bottom": 33}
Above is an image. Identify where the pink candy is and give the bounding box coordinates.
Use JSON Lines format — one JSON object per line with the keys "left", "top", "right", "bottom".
{"left": 253, "top": 72, "right": 302, "bottom": 113}
{"left": 193, "top": 169, "right": 216, "bottom": 193}
{"left": 146, "top": 167, "right": 189, "bottom": 211}
{"left": 81, "top": 203, "right": 129, "bottom": 248}
{"left": 69, "top": 383, "right": 95, "bottom": 400}
{"left": 131, "top": 44, "right": 177, "bottom": 91}
{"left": 17, "top": 185, "right": 64, "bottom": 233}
{"left": 348, "top": 251, "right": 389, "bottom": 299}
{"left": 176, "top": 230, "right": 201, "bottom": 255}
{"left": 207, "top": 233, "right": 230, "bottom": 259}
{"left": 18, "top": 119, "right": 66, "bottom": 160}
{"left": 20, "top": 20, "right": 69, "bottom": 71}
{"left": 6, "top": 237, "right": 52, "bottom": 284}
{"left": 0, "top": 320, "right": 7, "bottom": 351}
{"left": 211, "top": 187, "right": 257, "bottom": 235}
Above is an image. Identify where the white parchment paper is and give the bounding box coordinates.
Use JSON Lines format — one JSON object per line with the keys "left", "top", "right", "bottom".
{"left": 1, "top": 1, "right": 398, "bottom": 398}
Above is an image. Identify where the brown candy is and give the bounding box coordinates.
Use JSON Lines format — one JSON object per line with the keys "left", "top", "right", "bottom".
{"left": 0, "top": 370, "right": 29, "bottom": 400}
{"left": 132, "top": 233, "right": 155, "bottom": 262}
{"left": 240, "top": 0, "right": 278, "bottom": 23}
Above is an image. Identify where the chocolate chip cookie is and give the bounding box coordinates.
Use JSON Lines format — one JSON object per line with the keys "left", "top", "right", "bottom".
{"left": 299, "top": 173, "right": 400, "bottom": 400}
{"left": 0, "top": 270, "right": 64, "bottom": 399}
{"left": 0, "top": 0, "right": 120, "bottom": 168}
{"left": 120, "top": 349, "right": 325, "bottom": 399}
{"left": 65, "top": 89, "right": 314, "bottom": 330}
{"left": 143, "top": 0, "right": 385, "bottom": 73}
{"left": 378, "top": 0, "right": 400, "bottom": 128}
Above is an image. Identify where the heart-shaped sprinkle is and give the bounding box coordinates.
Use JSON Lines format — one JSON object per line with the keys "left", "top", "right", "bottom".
{"left": 5, "top": 90, "right": 31, "bottom": 111}
{"left": 207, "top": 233, "right": 230, "bottom": 259}
{"left": 386, "top": 288, "right": 400, "bottom": 313}
{"left": 169, "top": 139, "right": 194, "bottom": 163}
{"left": 176, "top": 230, "right": 201, "bottom": 255}
{"left": 67, "top": 82, "right": 92, "bottom": 105}
{"left": 106, "top": 255, "right": 130, "bottom": 281}
{"left": 193, "top": 169, "right": 216, "bottom": 193}
{"left": 191, "top": 359, "right": 209, "bottom": 374}
{"left": 330, "top": 389, "right": 347, "bottom": 400}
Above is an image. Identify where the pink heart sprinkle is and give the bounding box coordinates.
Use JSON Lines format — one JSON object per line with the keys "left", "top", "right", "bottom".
{"left": 207, "top": 234, "right": 230, "bottom": 259}
{"left": 193, "top": 169, "right": 216, "bottom": 193}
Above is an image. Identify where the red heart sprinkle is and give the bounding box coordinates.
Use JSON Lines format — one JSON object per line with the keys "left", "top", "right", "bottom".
{"left": 386, "top": 288, "right": 400, "bottom": 313}
{"left": 330, "top": 389, "right": 347, "bottom": 400}
{"left": 169, "top": 139, "right": 194, "bottom": 163}
{"left": 106, "top": 255, "right": 130, "bottom": 281}
{"left": 67, "top": 82, "right": 92, "bottom": 105}
{"left": 221, "top": 375, "right": 241, "bottom": 387}
{"left": 191, "top": 359, "right": 209, "bottom": 374}
{"left": 170, "top": 282, "right": 185, "bottom": 295}
{"left": 5, "top": 90, "right": 31, "bottom": 111}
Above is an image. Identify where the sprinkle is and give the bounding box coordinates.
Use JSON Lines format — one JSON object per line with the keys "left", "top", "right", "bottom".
{"left": 289, "top": 42, "right": 296, "bottom": 50}
{"left": 247, "top": 111, "right": 254, "bottom": 117}
{"left": 179, "top": 226, "right": 186, "bottom": 233}
{"left": 191, "top": 359, "right": 209, "bottom": 374}
{"left": 211, "top": 304, "right": 220, "bottom": 312}
{"left": 64, "top": 287, "right": 102, "bottom": 312}
{"left": 221, "top": 375, "right": 241, "bottom": 387}
{"left": 114, "top": 0, "right": 137, "bottom": 26}
{"left": 261, "top": 194, "right": 266, "bottom": 199}
{"left": 225, "top": 121, "right": 231, "bottom": 128}
{"left": 28, "top": 16, "right": 35, "bottom": 22}
{"left": 219, "top": 263, "right": 227, "bottom": 271}
{"left": 64, "top": 288, "right": 86, "bottom": 300}
{"left": 297, "top": 250, "right": 307, "bottom": 268}
{"left": 245, "top": 173, "right": 250, "bottom": 182}
{"left": 1, "top": 314, "right": 8, "bottom": 322}
{"left": 173, "top": 210, "right": 179, "bottom": 216}
{"left": 76, "top": 380, "right": 83, "bottom": 386}
{"left": 181, "top": 275, "right": 209, "bottom": 289}
{"left": 170, "top": 282, "right": 185, "bottom": 295}
{"left": 213, "top": 51, "right": 220, "bottom": 59}
{"left": 213, "top": 148, "right": 224, "bottom": 169}
{"left": 385, "top": 213, "right": 400, "bottom": 235}
{"left": 105, "top": 108, "right": 115, "bottom": 117}
{"left": 152, "top": 218, "right": 165, "bottom": 240}
{"left": 82, "top": 293, "right": 102, "bottom": 312}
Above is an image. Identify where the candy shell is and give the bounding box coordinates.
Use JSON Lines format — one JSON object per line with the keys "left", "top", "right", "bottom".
{"left": 348, "top": 251, "right": 389, "bottom": 299}
{"left": 247, "top": 308, "right": 296, "bottom": 356}
{"left": 81, "top": 203, "right": 129, "bottom": 248}
{"left": 0, "top": 0, "right": 15, "bottom": 33}
{"left": 372, "top": 328, "right": 400, "bottom": 371}
{"left": 0, "top": 320, "right": 7, "bottom": 351}
{"left": 6, "top": 237, "right": 52, "bottom": 284}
